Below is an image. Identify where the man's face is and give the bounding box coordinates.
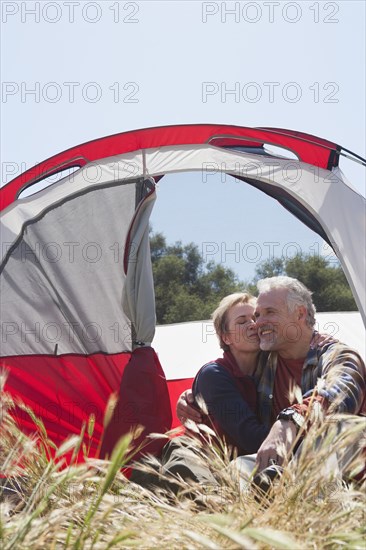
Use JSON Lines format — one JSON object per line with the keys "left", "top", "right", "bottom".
{"left": 255, "top": 288, "right": 302, "bottom": 353}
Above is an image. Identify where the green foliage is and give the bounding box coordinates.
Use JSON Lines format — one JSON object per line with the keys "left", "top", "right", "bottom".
{"left": 150, "top": 232, "right": 245, "bottom": 324}
{"left": 151, "top": 231, "right": 357, "bottom": 322}
{"left": 253, "top": 257, "right": 285, "bottom": 279}
{"left": 254, "top": 252, "right": 357, "bottom": 312}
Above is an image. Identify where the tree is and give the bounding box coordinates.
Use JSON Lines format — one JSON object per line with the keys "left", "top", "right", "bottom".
{"left": 253, "top": 257, "right": 285, "bottom": 279}
{"left": 150, "top": 231, "right": 246, "bottom": 324}
{"left": 253, "top": 253, "right": 357, "bottom": 311}
{"left": 151, "top": 232, "right": 357, "bottom": 323}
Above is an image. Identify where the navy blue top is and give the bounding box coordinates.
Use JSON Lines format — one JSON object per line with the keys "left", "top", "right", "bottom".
{"left": 192, "top": 362, "right": 269, "bottom": 454}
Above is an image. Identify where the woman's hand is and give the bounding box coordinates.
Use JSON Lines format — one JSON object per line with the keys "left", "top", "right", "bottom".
{"left": 176, "top": 389, "right": 203, "bottom": 425}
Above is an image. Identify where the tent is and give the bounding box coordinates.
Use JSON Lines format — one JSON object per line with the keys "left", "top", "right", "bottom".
{"left": 1, "top": 124, "right": 365, "bottom": 462}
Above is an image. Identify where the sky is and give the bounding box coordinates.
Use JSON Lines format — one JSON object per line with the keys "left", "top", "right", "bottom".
{"left": 1, "top": 0, "right": 365, "bottom": 283}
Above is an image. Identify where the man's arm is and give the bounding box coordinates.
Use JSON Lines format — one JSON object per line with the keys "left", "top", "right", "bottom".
{"left": 255, "top": 419, "right": 297, "bottom": 472}
{"left": 309, "top": 344, "right": 366, "bottom": 415}
{"left": 176, "top": 389, "right": 203, "bottom": 424}
{"left": 289, "top": 344, "right": 366, "bottom": 420}
{"left": 256, "top": 343, "right": 366, "bottom": 472}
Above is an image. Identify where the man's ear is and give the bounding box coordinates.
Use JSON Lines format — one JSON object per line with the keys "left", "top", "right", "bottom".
{"left": 297, "top": 305, "right": 307, "bottom": 322}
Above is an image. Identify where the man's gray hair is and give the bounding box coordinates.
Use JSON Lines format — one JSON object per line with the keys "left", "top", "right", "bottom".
{"left": 257, "top": 276, "right": 316, "bottom": 328}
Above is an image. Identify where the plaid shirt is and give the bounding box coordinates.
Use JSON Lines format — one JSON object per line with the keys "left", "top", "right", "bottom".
{"left": 254, "top": 338, "right": 366, "bottom": 428}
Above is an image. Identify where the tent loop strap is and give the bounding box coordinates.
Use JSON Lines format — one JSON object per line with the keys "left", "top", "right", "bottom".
{"left": 142, "top": 149, "right": 147, "bottom": 178}
{"left": 133, "top": 341, "right": 151, "bottom": 347}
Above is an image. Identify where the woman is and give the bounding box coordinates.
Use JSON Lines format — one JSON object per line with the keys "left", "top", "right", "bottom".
{"left": 130, "top": 292, "right": 268, "bottom": 491}
{"left": 188, "top": 292, "right": 269, "bottom": 456}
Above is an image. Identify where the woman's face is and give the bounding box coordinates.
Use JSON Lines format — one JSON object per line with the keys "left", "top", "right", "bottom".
{"left": 222, "top": 302, "right": 259, "bottom": 352}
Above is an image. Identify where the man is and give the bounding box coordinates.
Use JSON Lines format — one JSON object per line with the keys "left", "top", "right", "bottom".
{"left": 178, "top": 276, "right": 366, "bottom": 476}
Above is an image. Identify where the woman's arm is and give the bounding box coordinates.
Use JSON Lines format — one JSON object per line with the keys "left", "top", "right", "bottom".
{"left": 193, "top": 363, "right": 269, "bottom": 453}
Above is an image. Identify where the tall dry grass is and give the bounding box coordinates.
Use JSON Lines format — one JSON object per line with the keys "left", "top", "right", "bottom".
{"left": 1, "top": 371, "right": 365, "bottom": 550}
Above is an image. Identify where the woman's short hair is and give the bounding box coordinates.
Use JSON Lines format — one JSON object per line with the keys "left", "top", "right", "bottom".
{"left": 257, "top": 276, "right": 316, "bottom": 328}
{"left": 212, "top": 292, "right": 256, "bottom": 351}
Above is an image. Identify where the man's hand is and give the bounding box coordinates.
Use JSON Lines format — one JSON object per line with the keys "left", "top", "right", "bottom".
{"left": 256, "top": 420, "right": 297, "bottom": 472}
{"left": 176, "top": 389, "right": 203, "bottom": 425}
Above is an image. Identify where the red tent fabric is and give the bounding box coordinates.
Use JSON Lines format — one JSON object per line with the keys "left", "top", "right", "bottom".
{"left": 2, "top": 352, "right": 130, "bottom": 462}
{"left": 100, "top": 347, "right": 172, "bottom": 460}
